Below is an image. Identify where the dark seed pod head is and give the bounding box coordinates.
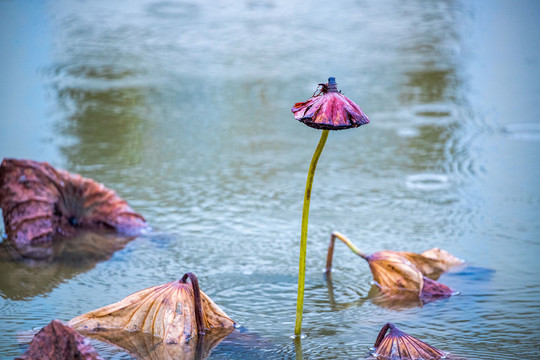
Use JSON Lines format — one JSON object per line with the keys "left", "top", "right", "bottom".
{"left": 291, "top": 77, "right": 369, "bottom": 130}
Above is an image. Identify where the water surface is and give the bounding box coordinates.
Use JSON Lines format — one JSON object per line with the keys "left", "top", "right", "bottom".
{"left": 1, "top": 0, "right": 540, "bottom": 359}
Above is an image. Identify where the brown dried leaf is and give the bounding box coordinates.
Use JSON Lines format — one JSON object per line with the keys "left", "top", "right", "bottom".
{"left": 421, "top": 248, "right": 464, "bottom": 270}
{"left": 68, "top": 273, "right": 236, "bottom": 345}
{"left": 367, "top": 251, "right": 424, "bottom": 295}
{"left": 0, "top": 158, "right": 146, "bottom": 259}
{"left": 326, "top": 233, "right": 460, "bottom": 304}
{"left": 371, "top": 323, "right": 446, "bottom": 360}
{"left": 367, "top": 251, "right": 455, "bottom": 300}
{"left": 15, "top": 320, "right": 103, "bottom": 360}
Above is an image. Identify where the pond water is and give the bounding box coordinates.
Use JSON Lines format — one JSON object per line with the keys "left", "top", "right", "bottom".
{"left": 1, "top": 0, "right": 540, "bottom": 359}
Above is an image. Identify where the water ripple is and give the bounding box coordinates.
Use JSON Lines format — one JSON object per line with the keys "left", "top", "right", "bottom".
{"left": 406, "top": 173, "right": 451, "bottom": 191}
{"left": 503, "top": 122, "right": 540, "bottom": 141}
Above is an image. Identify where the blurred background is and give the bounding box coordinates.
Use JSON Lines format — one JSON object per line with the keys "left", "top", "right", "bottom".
{"left": 1, "top": 0, "right": 539, "bottom": 358}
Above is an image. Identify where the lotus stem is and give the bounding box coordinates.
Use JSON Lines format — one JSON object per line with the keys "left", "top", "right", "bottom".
{"left": 180, "top": 272, "right": 205, "bottom": 335}
{"left": 294, "top": 336, "right": 304, "bottom": 360}
{"left": 294, "top": 129, "right": 329, "bottom": 336}
{"left": 325, "top": 231, "right": 368, "bottom": 273}
{"left": 374, "top": 322, "right": 393, "bottom": 348}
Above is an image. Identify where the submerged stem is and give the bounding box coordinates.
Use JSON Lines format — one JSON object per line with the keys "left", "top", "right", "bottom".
{"left": 325, "top": 231, "right": 368, "bottom": 273}
{"left": 294, "top": 129, "right": 329, "bottom": 336}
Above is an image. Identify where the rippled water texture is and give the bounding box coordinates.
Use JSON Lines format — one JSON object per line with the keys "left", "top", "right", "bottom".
{"left": 1, "top": 0, "right": 540, "bottom": 359}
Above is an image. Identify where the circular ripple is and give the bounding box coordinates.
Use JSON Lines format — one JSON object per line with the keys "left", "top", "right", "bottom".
{"left": 407, "top": 104, "right": 457, "bottom": 126}
{"left": 397, "top": 127, "right": 420, "bottom": 138}
{"left": 503, "top": 122, "right": 540, "bottom": 141}
{"left": 405, "top": 173, "right": 451, "bottom": 191}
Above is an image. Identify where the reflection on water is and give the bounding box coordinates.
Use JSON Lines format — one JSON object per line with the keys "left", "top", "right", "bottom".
{"left": 1, "top": 0, "right": 540, "bottom": 359}
{"left": 0, "top": 231, "right": 136, "bottom": 300}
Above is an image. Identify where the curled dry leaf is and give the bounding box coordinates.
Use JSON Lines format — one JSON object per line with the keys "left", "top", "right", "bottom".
{"left": 325, "top": 232, "right": 463, "bottom": 303}
{"left": 68, "top": 273, "right": 236, "bottom": 346}
{"left": 367, "top": 251, "right": 456, "bottom": 300}
{"left": 0, "top": 158, "right": 146, "bottom": 260}
{"left": 370, "top": 322, "right": 447, "bottom": 360}
{"left": 15, "top": 320, "right": 102, "bottom": 360}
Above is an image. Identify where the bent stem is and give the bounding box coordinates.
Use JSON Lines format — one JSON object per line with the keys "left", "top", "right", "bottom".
{"left": 294, "top": 129, "right": 329, "bottom": 336}
{"left": 180, "top": 272, "right": 205, "bottom": 335}
{"left": 325, "top": 231, "right": 368, "bottom": 273}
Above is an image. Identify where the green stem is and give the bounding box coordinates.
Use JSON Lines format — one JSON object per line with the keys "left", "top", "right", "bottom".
{"left": 294, "top": 129, "right": 329, "bottom": 336}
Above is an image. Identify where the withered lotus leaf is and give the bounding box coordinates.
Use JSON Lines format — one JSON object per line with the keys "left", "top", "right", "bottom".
{"left": 367, "top": 251, "right": 456, "bottom": 300}
{"left": 15, "top": 320, "right": 103, "bottom": 360}
{"left": 68, "top": 273, "right": 236, "bottom": 345}
{"left": 371, "top": 323, "right": 447, "bottom": 360}
{"left": 421, "top": 248, "right": 464, "bottom": 271}
{"left": 0, "top": 158, "right": 146, "bottom": 259}
{"left": 326, "top": 232, "right": 461, "bottom": 302}
{"left": 366, "top": 251, "right": 424, "bottom": 294}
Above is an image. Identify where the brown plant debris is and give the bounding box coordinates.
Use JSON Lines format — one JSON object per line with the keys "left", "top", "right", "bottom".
{"left": 15, "top": 319, "right": 103, "bottom": 360}
{"left": 371, "top": 322, "right": 447, "bottom": 360}
{"left": 68, "top": 273, "right": 236, "bottom": 345}
{"left": 0, "top": 158, "right": 146, "bottom": 259}
{"left": 325, "top": 232, "right": 464, "bottom": 302}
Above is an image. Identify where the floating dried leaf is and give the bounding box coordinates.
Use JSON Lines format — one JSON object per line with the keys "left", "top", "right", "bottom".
{"left": 15, "top": 320, "right": 102, "bottom": 360}
{"left": 370, "top": 322, "right": 447, "bottom": 360}
{"left": 325, "top": 232, "right": 461, "bottom": 304}
{"left": 0, "top": 158, "right": 146, "bottom": 260}
{"left": 421, "top": 248, "right": 464, "bottom": 271}
{"left": 68, "top": 273, "right": 236, "bottom": 346}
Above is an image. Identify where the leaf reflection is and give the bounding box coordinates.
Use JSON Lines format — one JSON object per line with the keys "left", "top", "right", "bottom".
{"left": 0, "top": 231, "right": 136, "bottom": 300}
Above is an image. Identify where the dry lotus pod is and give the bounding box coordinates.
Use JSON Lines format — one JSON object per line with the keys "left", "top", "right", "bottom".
{"left": 15, "top": 320, "right": 102, "bottom": 360}
{"left": 0, "top": 158, "right": 146, "bottom": 259}
{"left": 370, "top": 322, "right": 447, "bottom": 360}
{"left": 325, "top": 232, "right": 463, "bottom": 300}
{"left": 68, "top": 273, "right": 236, "bottom": 346}
{"left": 291, "top": 77, "right": 370, "bottom": 130}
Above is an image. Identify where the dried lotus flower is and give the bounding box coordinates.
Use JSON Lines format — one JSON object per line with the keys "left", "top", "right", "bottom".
{"left": 15, "top": 320, "right": 102, "bottom": 360}
{"left": 68, "top": 273, "right": 236, "bottom": 345}
{"left": 325, "top": 232, "right": 462, "bottom": 303}
{"left": 292, "top": 77, "right": 370, "bottom": 130}
{"left": 0, "top": 158, "right": 146, "bottom": 260}
{"left": 371, "top": 322, "right": 447, "bottom": 360}
{"left": 291, "top": 77, "right": 369, "bottom": 336}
